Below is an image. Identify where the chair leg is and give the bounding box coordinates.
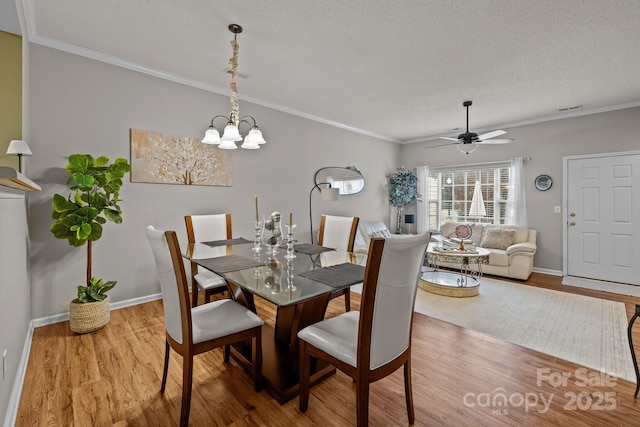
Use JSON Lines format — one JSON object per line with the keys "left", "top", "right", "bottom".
{"left": 191, "top": 283, "right": 199, "bottom": 307}
{"left": 355, "top": 379, "right": 370, "bottom": 427}
{"left": 404, "top": 359, "right": 415, "bottom": 425}
{"left": 160, "top": 339, "right": 170, "bottom": 393}
{"left": 298, "top": 342, "right": 310, "bottom": 412}
{"left": 252, "top": 330, "right": 263, "bottom": 392}
{"left": 344, "top": 288, "right": 351, "bottom": 311}
{"left": 180, "top": 354, "right": 194, "bottom": 427}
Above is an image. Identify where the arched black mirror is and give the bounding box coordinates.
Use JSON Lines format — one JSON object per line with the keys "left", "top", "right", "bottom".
{"left": 314, "top": 166, "right": 364, "bottom": 195}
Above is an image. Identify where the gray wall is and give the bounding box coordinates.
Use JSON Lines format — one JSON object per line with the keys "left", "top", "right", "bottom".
{"left": 26, "top": 44, "right": 400, "bottom": 319}
{"left": 401, "top": 107, "right": 640, "bottom": 272}
{"left": 0, "top": 192, "right": 31, "bottom": 426}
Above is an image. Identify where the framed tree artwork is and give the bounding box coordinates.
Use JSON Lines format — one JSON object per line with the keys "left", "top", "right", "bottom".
{"left": 130, "top": 128, "right": 232, "bottom": 186}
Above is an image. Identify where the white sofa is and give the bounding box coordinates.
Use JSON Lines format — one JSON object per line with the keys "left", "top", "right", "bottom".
{"left": 436, "top": 222, "right": 537, "bottom": 280}
{"left": 353, "top": 220, "right": 393, "bottom": 254}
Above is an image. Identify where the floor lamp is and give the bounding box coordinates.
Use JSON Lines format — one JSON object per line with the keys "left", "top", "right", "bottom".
{"left": 308, "top": 183, "right": 339, "bottom": 243}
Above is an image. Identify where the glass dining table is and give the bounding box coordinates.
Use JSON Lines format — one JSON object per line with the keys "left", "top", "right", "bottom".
{"left": 185, "top": 240, "right": 367, "bottom": 404}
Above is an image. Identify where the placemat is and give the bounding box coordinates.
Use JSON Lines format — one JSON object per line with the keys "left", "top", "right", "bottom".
{"left": 196, "top": 255, "right": 264, "bottom": 273}
{"left": 292, "top": 243, "right": 336, "bottom": 255}
{"left": 298, "top": 263, "right": 365, "bottom": 288}
{"left": 202, "top": 237, "right": 252, "bottom": 247}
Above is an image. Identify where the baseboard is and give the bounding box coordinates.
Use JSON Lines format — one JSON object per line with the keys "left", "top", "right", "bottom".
{"left": 31, "top": 293, "right": 162, "bottom": 328}
{"left": 3, "top": 321, "right": 33, "bottom": 427}
{"left": 3, "top": 292, "right": 163, "bottom": 427}
{"left": 533, "top": 267, "right": 563, "bottom": 276}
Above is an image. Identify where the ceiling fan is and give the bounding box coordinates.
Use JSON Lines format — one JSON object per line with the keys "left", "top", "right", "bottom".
{"left": 426, "top": 100, "right": 513, "bottom": 154}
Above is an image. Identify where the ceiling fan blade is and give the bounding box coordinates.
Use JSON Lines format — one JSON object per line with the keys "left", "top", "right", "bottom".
{"left": 476, "top": 138, "right": 514, "bottom": 145}
{"left": 425, "top": 141, "right": 462, "bottom": 149}
{"left": 478, "top": 129, "right": 507, "bottom": 140}
{"left": 438, "top": 136, "right": 460, "bottom": 141}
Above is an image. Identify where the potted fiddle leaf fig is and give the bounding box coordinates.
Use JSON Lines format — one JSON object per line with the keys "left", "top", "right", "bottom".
{"left": 50, "top": 154, "right": 130, "bottom": 333}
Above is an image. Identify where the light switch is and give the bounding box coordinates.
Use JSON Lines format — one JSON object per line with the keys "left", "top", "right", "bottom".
{"left": 554, "top": 206, "right": 561, "bottom": 214}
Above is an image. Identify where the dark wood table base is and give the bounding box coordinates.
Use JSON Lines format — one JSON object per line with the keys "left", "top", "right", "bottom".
{"left": 228, "top": 284, "right": 337, "bottom": 404}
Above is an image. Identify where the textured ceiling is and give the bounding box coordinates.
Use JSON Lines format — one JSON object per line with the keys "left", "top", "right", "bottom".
{"left": 14, "top": 0, "right": 640, "bottom": 143}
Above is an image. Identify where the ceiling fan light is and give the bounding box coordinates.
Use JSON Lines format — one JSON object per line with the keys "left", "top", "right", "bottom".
{"left": 202, "top": 127, "right": 221, "bottom": 144}
{"left": 457, "top": 144, "right": 478, "bottom": 155}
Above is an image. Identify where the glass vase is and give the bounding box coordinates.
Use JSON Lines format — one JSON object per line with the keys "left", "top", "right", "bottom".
{"left": 261, "top": 212, "right": 283, "bottom": 258}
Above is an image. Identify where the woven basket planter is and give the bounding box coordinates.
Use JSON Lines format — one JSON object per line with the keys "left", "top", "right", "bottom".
{"left": 69, "top": 295, "right": 110, "bottom": 334}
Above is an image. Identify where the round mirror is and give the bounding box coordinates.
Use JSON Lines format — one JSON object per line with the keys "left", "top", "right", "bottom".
{"left": 453, "top": 224, "right": 472, "bottom": 240}
{"left": 314, "top": 166, "right": 364, "bottom": 195}
{"left": 535, "top": 174, "right": 552, "bottom": 191}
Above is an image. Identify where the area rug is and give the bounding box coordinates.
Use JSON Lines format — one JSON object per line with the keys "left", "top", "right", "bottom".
{"left": 352, "top": 276, "right": 635, "bottom": 382}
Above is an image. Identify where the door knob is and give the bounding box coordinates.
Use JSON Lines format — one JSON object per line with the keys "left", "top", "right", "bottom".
{"left": 570, "top": 212, "right": 576, "bottom": 217}
{"left": 569, "top": 221, "right": 576, "bottom": 226}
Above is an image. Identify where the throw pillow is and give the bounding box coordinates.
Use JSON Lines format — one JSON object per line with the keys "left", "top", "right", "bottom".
{"left": 480, "top": 228, "right": 516, "bottom": 250}
{"left": 371, "top": 229, "right": 391, "bottom": 238}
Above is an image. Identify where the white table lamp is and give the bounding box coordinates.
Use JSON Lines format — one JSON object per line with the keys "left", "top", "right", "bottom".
{"left": 6, "top": 140, "right": 33, "bottom": 173}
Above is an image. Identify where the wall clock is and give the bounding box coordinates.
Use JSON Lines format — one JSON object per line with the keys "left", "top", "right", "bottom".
{"left": 535, "top": 174, "right": 552, "bottom": 191}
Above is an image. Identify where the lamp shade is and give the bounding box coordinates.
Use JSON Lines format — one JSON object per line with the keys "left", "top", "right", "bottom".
{"left": 240, "top": 139, "right": 260, "bottom": 149}
{"left": 469, "top": 181, "right": 487, "bottom": 217}
{"left": 221, "top": 124, "right": 242, "bottom": 142}
{"left": 321, "top": 187, "right": 339, "bottom": 201}
{"left": 202, "top": 127, "right": 221, "bottom": 144}
{"left": 240, "top": 128, "right": 262, "bottom": 149}
{"left": 246, "top": 128, "right": 266, "bottom": 145}
{"left": 404, "top": 214, "right": 415, "bottom": 224}
{"left": 6, "top": 140, "right": 33, "bottom": 156}
{"left": 218, "top": 139, "right": 239, "bottom": 150}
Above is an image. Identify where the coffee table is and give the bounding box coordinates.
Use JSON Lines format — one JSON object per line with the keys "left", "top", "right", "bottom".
{"left": 419, "top": 244, "right": 490, "bottom": 297}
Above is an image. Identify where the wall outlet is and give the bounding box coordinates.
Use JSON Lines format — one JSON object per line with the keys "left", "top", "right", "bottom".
{"left": 554, "top": 206, "right": 561, "bottom": 214}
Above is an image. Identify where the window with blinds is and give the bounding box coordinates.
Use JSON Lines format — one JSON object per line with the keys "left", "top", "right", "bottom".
{"left": 425, "top": 162, "right": 511, "bottom": 230}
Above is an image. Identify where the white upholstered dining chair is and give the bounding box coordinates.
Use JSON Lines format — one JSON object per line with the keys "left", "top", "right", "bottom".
{"left": 298, "top": 233, "right": 431, "bottom": 427}
{"left": 145, "top": 225, "right": 263, "bottom": 427}
{"left": 317, "top": 214, "right": 360, "bottom": 311}
{"left": 185, "top": 213, "right": 232, "bottom": 306}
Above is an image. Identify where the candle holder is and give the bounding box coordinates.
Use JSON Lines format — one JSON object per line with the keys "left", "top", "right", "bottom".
{"left": 252, "top": 220, "right": 263, "bottom": 253}
{"left": 252, "top": 252, "right": 263, "bottom": 280}
{"left": 286, "top": 258, "right": 297, "bottom": 292}
{"left": 284, "top": 224, "right": 297, "bottom": 259}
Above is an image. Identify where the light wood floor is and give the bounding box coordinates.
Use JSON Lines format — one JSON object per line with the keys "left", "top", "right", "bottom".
{"left": 16, "top": 273, "right": 640, "bottom": 426}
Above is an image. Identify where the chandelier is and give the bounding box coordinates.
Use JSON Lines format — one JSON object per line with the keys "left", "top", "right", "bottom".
{"left": 202, "top": 24, "right": 266, "bottom": 150}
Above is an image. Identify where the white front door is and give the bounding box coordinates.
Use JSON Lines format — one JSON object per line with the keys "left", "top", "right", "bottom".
{"left": 566, "top": 152, "right": 640, "bottom": 285}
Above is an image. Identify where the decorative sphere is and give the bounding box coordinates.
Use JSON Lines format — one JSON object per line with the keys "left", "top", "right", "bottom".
{"left": 272, "top": 228, "right": 282, "bottom": 238}
{"left": 264, "top": 219, "right": 274, "bottom": 231}
{"left": 268, "top": 236, "right": 278, "bottom": 245}
{"left": 271, "top": 212, "right": 281, "bottom": 223}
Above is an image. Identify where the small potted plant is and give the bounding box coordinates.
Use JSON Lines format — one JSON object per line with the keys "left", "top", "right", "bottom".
{"left": 388, "top": 167, "right": 420, "bottom": 233}
{"left": 50, "top": 154, "right": 130, "bottom": 333}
